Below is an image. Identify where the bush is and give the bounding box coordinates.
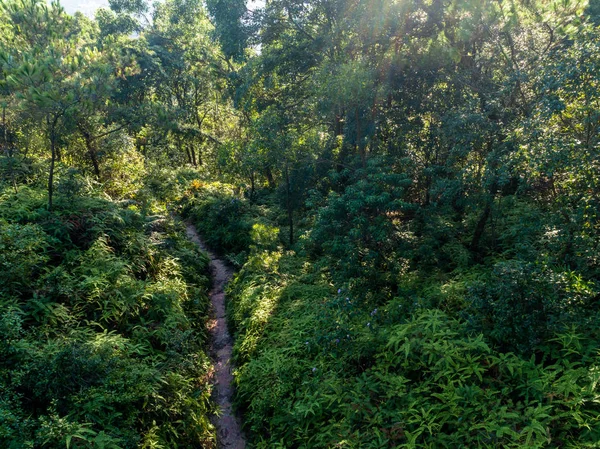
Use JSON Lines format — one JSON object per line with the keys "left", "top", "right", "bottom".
{"left": 229, "top": 254, "right": 600, "bottom": 447}
{"left": 465, "top": 260, "right": 598, "bottom": 355}
{"left": 223, "top": 237, "right": 600, "bottom": 447}
{"left": 0, "top": 185, "right": 216, "bottom": 448}
{"left": 307, "top": 159, "right": 414, "bottom": 299}
{"left": 0, "top": 221, "right": 49, "bottom": 296}
{"left": 182, "top": 181, "right": 282, "bottom": 265}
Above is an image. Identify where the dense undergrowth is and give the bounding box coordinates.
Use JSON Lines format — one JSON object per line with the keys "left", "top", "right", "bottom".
{"left": 181, "top": 180, "right": 284, "bottom": 266}
{"left": 0, "top": 178, "right": 216, "bottom": 449}
{"left": 183, "top": 181, "right": 600, "bottom": 448}
{"left": 3, "top": 0, "right": 600, "bottom": 447}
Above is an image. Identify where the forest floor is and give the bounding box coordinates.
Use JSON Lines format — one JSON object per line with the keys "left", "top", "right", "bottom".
{"left": 185, "top": 222, "right": 246, "bottom": 449}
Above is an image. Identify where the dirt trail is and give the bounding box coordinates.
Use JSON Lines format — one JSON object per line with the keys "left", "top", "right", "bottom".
{"left": 185, "top": 223, "right": 246, "bottom": 449}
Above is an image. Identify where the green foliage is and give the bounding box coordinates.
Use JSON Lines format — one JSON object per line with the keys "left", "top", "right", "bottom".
{"left": 2, "top": 0, "right": 600, "bottom": 447}
{"left": 0, "top": 220, "right": 49, "bottom": 295}
{"left": 206, "top": 0, "right": 249, "bottom": 61}
{"left": 465, "top": 260, "right": 599, "bottom": 355}
{"left": 227, "top": 251, "right": 600, "bottom": 447}
{"left": 183, "top": 181, "right": 251, "bottom": 256}
{"left": 0, "top": 185, "right": 215, "bottom": 448}
{"left": 308, "top": 157, "right": 414, "bottom": 296}
{"left": 182, "top": 180, "right": 280, "bottom": 263}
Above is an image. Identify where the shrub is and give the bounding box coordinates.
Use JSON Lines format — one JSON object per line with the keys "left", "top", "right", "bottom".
{"left": 465, "top": 260, "right": 598, "bottom": 355}
{"left": 0, "top": 185, "right": 215, "bottom": 448}
{"left": 0, "top": 221, "right": 49, "bottom": 296}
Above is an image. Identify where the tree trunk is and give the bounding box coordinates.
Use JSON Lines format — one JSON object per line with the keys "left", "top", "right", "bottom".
{"left": 470, "top": 199, "right": 492, "bottom": 258}
{"left": 2, "top": 106, "right": 5, "bottom": 154}
{"left": 424, "top": 172, "right": 431, "bottom": 206}
{"left": 190, "top": 144, "right": 198, "bottom": 166}
{"left": 334, "top": 107, "right": 344, "bottom": 136}
{"left": 265, "top": 166, "right": 276, "bottom": 189}
{"left": 249, "top": 171, "right": 255, "bottom": 201}
{"left": 356, "top": 108, "right": 366, "bottom": 168}
{"left": 185, "top": 144, "right": 193, "bottom": 165}
{"left": 2, "top": 106, "right": 17, "bottom": 193}
{"left": 79, "top": 125, "right": 101, "bottom": 180}
{"left": 48, "top": 128, "right": 57, "bottom": 211}
{"left": 285, "top": 162, "right": 294, "bottom": 245}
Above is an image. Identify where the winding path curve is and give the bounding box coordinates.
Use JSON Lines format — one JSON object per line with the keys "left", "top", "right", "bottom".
{"left": 185, "top": 222, "right": 246, "bottom": 449}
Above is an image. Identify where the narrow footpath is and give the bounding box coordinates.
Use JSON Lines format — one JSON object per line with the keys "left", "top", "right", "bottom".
{"left": 185, "top": 222, "right": 246, "bottom": 449}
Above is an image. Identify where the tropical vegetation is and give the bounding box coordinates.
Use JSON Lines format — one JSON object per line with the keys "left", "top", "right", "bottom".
{"left": 1, "top": 0, "right": 600, "bottom": 447}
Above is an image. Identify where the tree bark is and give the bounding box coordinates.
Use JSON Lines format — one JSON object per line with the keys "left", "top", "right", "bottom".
{"left": 2, "top": 106, "right": 17, "bottom": 193}
{"left": 285, "top": 161, "right": 294, "bottom": 245}
{"left": 55, "top": 142, "right": 62, "bottom": 163}
{"left": 356, "top": 108, "right": 366, "bottom": 168}
{"left": 190, "top": 144, "right": 198, "bottom": 166}
{"left": 185, "top": 144, "right": 193, "bottom": 165}
{"left": 470, "top": 199, "right": 492, "bottom": 258}
{"left": 48, "top": 120, "right": 58, "bottom": 211}
{"left": 265, "top": 166, "right": 276, "bottom": 189}
{"left": 79, "top": 125, "right": 101, "bottom": 180}
{"left": 249, "top": 171, "right": 255, "bottom": 201}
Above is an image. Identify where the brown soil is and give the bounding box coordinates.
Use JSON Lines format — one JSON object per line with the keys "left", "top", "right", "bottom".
{"left": 185, "top": 223, "right": 246, "bottom": 449}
